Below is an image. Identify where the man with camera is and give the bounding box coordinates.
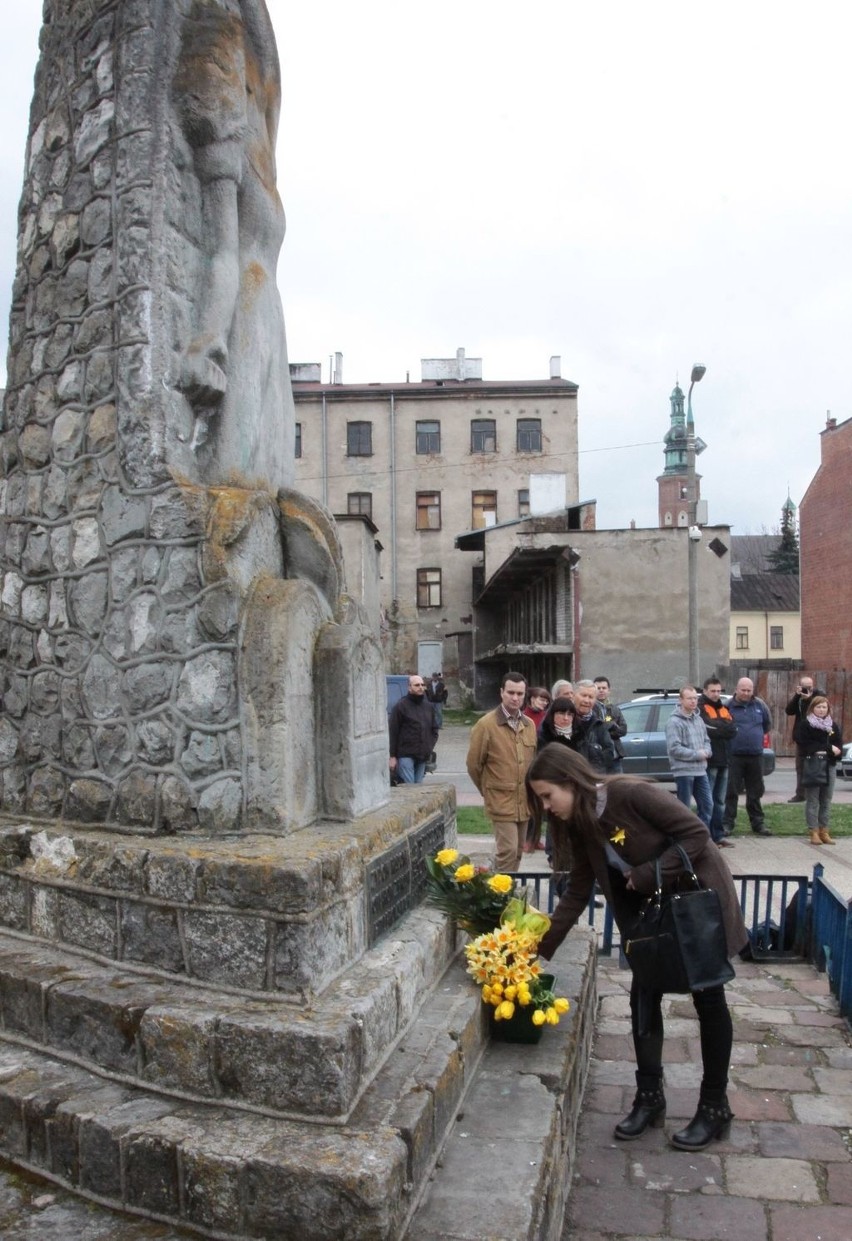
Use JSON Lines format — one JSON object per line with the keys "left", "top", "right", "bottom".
{"left": 785, "top": 676, "right": 826, "bottom": 802}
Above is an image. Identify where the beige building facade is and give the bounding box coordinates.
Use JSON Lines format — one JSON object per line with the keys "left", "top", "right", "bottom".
{"left": 291, "top": 352, "right": 579, "bottom": 685}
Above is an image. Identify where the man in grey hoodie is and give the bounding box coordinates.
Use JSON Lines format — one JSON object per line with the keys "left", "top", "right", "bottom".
{"left": 665, "top": 685, "right": 713, "bottom": 830}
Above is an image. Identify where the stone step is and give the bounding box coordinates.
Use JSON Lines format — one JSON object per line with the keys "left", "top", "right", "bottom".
{"left": 0, "top": 907, "right": 456, "bottom": 1122}
{"left": 0, "top": 956, "right": 487, "bottom": 1240}
{"left": 404, "top": 927, "right": 598, "bottom": 1241}
{"left": 0, "top": 791, "right": 452, "bottom": 1000}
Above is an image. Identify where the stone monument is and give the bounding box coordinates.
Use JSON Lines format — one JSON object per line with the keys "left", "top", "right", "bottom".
{"left": 0, "top": 4, "right": 487, "bottom": 1238}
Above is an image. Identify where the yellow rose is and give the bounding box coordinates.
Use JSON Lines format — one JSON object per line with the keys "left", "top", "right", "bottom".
{"left": 531, "top": 1009, "right": 546, "bottom": 1026}
{"left": 498, "top": 1000, "right": 515, "bottom": 1020}
{"left": 554, "top": 997, "right": 570, "bottom": 1013}
{"left": 454, "top": 864, "right": 475, "bottom": 883}
{"left": 435, "top": 848, "right": 459, "bottom": 866}
{"left": 487, "top": 873, "right": 513, "bottom": 894}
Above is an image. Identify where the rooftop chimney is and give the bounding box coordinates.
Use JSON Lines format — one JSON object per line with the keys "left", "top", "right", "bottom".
{"left": 549, "top": 355, "right": 561, "bottom": 380}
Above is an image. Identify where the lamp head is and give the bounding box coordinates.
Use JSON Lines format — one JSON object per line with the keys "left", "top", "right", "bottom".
{"left": 690, "top": 364, "right": 706, "bottom": 384}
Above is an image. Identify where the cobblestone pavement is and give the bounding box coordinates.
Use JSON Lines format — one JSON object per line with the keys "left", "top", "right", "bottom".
{"left": 561, "top": 953, "right": 852, "bottom": 1241}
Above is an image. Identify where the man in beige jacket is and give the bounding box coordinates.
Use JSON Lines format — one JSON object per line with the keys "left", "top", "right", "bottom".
{"left": 466, "top": 671, "right": 538, "bottom": 872}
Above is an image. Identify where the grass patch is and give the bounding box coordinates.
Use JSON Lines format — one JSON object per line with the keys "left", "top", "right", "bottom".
{"left": 442, "top": 708, "right": 484, "bottom": 728}
{"left": 757, "top": 803, "right": 852, "bottom": 836}
{"left": 456, "top": 806, "right": 491, "bottom": 835}
{"left": 456, "top": 803, "right": 852, "bottom": 837}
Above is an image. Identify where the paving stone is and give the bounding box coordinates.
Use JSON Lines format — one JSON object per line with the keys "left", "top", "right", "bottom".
{"left": 771, "top": 1203, "right": 852, "bottom": 1241}
{"left": 813, "top": 1067, "right": 852, "bottom": 1094}
{"left": 791, "top": 1092, "right": 852, "bottom": 1126}
{"left": 567, "top": 1184, "right": 666, "bottom": 1237}
{"left": 826, "top": 1162, "right": 852, "bottom": 1205}
{"left": 628, "top": 1149, "right": 723, "bottom": 1192}
{"left": 756, "top": 1121, "right": 852, "bottom": 1161}
{"left": 824, "top": 1046, "right": 852, "bottom": 1069}
{"left": 668, "top": 1193, "right": 768, "bottom": 1240}
{"left": 725, "top": 1155, "right": 820, "bottom": 1202}
{"left": 726, "top": 1086, "right": 792, "bottom": 1122}
{"left": 775, "top": 1025, "right": 849, "bottom": 1047}
{"left": 759, "top": 1045, "right": 821, "bottom": 1067}
{"left": 734, "top": 1065, "right": 814, "bottom": 1092}
{"left": 791, "top": 1010, "right": 847, "bottom": 1028}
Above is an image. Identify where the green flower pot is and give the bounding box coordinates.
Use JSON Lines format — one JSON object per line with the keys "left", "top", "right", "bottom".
{"left": 489, "top": 974, "right": 555, "bottom": 1044}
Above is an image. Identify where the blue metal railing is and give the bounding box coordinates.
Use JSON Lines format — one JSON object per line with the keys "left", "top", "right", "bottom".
{"left": 809, "top": 863, "right": 852, "bottom": 1019}
{"left": 514, "top": 864, "right": 852, "bottom": 1021}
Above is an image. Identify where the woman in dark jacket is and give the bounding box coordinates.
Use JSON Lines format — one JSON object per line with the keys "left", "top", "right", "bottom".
{"left": 797, "top": 695, "right": 843, "bottom": 845}
{"left": 527, "top": 744, "right": 748, "bottom": 1152}
{"left": 537, "top": 696, "right": 575, "bottom": 750}
{"left": 524, "top": 696, "right": 573, "bottom": 852}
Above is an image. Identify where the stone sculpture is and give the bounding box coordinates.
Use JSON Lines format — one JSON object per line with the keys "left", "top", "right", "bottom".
{"left": 0, "top": 0, "right": 387, "bottom": 832}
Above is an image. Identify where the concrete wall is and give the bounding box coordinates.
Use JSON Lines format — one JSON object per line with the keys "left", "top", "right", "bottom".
{"left": 568, "top": 526, "right": 731, "bottom": 702}
{"left": 293, "top": 379, "right": 579, "bottom": 682}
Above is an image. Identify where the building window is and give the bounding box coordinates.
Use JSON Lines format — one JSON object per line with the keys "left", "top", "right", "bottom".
{"left": 347, "top": 492, "right": 372, "bottom": 519}
{"left": 470, "top": 419, "right": 496, "bottom": 453}
{"left": 417, "top": 567, "right": 442, "bottom": 608}
{"left": 770, "top": 625, "right": 784, "bottom": 650}
{"left": 472, "top": 490, "right": 497, "bottom": 529}
{"left": 736, "top": 626, "right": 749, "bottom": 650}
{"left": 518, "top": 488, "right": 530, "bottom": 517}
{"left": 346, "top": 421, "right": 372, "bottom": 456}
{"left": 295, "top": 422, "right": 302, "bottom": 458}
{"left": 416, "top": 420, "right": 441, "bottom": 454}
{"left": 516, "top": 417, "right": 542, "bottom": 452}
{"left": 416, "top": 491, "right": 441, "bottom": 530}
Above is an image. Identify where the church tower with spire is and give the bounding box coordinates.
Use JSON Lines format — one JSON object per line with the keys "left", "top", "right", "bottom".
{"left": 657, "top": 382, "right": 701, "bottom": 527}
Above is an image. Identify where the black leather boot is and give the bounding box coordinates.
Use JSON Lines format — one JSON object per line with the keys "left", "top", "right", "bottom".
{"left": 670, "top": 1095, "right": 733, "bottom": 1150}
{"left": 614, "top": 1073, "right": 666, "bottom": 1141}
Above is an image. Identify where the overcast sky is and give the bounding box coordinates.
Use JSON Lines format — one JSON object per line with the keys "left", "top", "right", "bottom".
{"left": 2, "top": 1, "right": 850, "bottom": 534}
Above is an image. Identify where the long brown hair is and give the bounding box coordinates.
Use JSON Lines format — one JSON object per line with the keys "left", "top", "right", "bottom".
{"left": 526, "top": 744, "right": 602, "bottom": 872}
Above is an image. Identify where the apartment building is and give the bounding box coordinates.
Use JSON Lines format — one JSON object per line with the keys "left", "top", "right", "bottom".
{"left": 291, "top": 350, "right": 579, "bottom": 683}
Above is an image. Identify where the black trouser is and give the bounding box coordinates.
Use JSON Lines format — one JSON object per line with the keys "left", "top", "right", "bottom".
{"left": 723, "top": 752, "right": 765, "bottom": 832}
{"left": 630, "top": 978, "right": 732, "bottom": 1096}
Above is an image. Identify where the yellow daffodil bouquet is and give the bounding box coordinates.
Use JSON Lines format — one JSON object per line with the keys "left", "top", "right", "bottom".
{"left": 464, "top": 900, "right": 570, "bottom": 1028}
{"left": 424, "top": 848, "right": 519, "bottom": 936}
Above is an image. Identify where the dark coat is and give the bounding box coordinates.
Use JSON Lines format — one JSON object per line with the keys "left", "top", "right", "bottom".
{"left": 697, "top": 695, "right": 737, "bottom": 768}
{"left": 570, "top": 706, "right": 618, "bottom": 773}
{"left": 388, "top": 693, "right": 438, "bottom": 761}
{"left": 786, "top": 689, "right": 827, "bottom": 747}
{"left": 796, "top": 718, "right": 843, "bottom": 766}
{"left": 537, "top": 779, "right": 748, "bottom": 962}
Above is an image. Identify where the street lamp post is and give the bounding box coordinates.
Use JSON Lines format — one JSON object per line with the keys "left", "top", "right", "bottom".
{"left": 686, "top": 364, "right": 706, "bottom": 685}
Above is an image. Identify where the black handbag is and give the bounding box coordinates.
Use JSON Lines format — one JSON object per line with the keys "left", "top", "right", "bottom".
{"left": 623, "top": 845, "right": 735, "bottom": 994}
{"left": 802, "top": 752, "right": 828, "bottom": 787}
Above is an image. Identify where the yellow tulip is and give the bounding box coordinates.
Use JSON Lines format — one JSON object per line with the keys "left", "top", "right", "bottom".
{"left": 546, "top": 1007, "right": 559, "bottom": 1025}
{"left": 554, "top": 997, "right": 570, "bottom": 1013}
{"left": 454, "top": 864, "right": 475, "bottom": 883}
{"left": 498, "top": 1000, "right": 515, "bottom": 1020}
{"left": 504, "top": 985, "right": 517, "bottom": 1001}
{"left": 531, "top": 1009, "right": 546, "bottom": 1026}
{"left": 435, "top": 848, "right": 459, "bottom": 866}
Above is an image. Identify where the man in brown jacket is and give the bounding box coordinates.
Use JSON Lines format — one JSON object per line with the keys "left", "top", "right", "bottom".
{"left": 466, "top": 671, "right": 537, "bottom": 872}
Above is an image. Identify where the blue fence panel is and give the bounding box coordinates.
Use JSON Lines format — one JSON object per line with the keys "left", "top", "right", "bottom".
{"left": 809, "top": 863, "right": 852, "bottom": 1020}
{"left": 511, "top": 869, "right": 811, "bottom": 968}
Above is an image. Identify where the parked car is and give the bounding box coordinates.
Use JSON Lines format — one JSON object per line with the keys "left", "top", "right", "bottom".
{"left": 616, "top": 692, "right": 776, "bottom": 781}
{"left": 837, "top": 742, "right": 852, "bottom": 779}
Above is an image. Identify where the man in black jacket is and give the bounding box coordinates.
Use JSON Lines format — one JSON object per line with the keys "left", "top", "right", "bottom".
{"left": 785, "top": 676, "right": 826, "bottom": 802}
{"left": 698, "top": 677, "right": 738, "bottom": 846}
{"left": 594, "top": 676, "right": 627, "bottom": 773}
{"left": 389, "top": 676, "right": 439, "bottom": 784}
